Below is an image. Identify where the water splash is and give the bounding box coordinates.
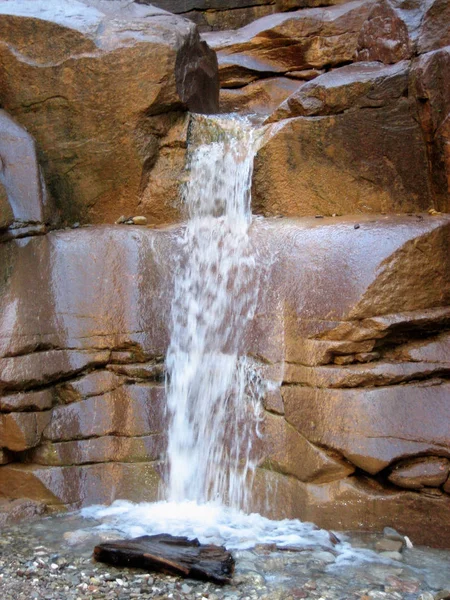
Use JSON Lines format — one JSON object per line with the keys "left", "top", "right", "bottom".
{"left": 164, "top": 115, "right": 265, "bottom": 509}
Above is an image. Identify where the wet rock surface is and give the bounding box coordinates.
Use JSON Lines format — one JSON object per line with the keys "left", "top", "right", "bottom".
{"left": 1, "top": 512, "right": 450, "bottom": 599}
{"left": 0, "top": 216, "right": 449, "bottom": 544}
{"left": 0, "top": 0, "right": 219, "bottom": 226}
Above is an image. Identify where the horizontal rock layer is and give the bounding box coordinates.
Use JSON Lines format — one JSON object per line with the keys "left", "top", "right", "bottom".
{"left": 1, "top": 216, "right": 449, "bottom": 546}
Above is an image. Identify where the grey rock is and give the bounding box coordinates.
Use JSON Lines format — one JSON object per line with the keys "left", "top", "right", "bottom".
{"left": 375, "top": 539, "right": 404, "bottom": 552}
{"left": 383, "top": 527, "right": 405, "bottom": 542}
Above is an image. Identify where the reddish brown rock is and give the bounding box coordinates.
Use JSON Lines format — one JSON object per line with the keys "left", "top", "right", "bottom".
{"left": 55, "top": 370, "right": 124, "bottom": 404}
{"left": 220, "top": 78, "right": 302, "bottom": 116}
{"left": 0, "top": 182, "right": 13, "bottom": 230}
{"left": 0, "top": 412, "right": 51, "bottom": 452}
{"left": 0, "top": 498, "right": 46, "bottom": 526}
{"left": 355, "top": 0, "right": 412, "bottom": 63}
{"left": 205, "top": 2, "right": 375, "bottom": 82}
{"left": 349, "top": 223, "right": 450, "bottom": 318}
{"left": 0, "top": 390, "right": 53, "bottom": 412}
{"left": 388, "top": 456, "right": 450, "bottom": 489}
{"left": 151, "top": 1, "right": 350, "bottom": 32}
{"left": 254, "top": 97, "right": 431, "bottom": 217}
{"left": 0, "top": 449, "right": 12, "bottom": 465}
{"left": 444, "top": 476, "right": 450, "bottom": 494}
{"left": 0, "top": 110, "right": 48, "bottom": 226}
{"left": 0, "top": 0, "right": 218, "bottom": 225}
{"left": 137, "top": 112, "right": 189, "bottom": 226}
{"left": 267, "top": 61, "right": 409, "bottom": 122}
{"left": 411, "top": 47, "right": 450, "bottom": 213}
{"left": 318, "top": 306, "right": 450, "bottom": 343}
{"left": 0, "top": 350, "right": 110, "bottom": 392}
{"left": 27, "top": 434, "right": 165, "bottom": 466}
{"left": 263, "top": 387, "right": 285, "bottom": 415}
{"left": 284, "top": 361, "right": 449, "bottom": 387}
{"left": 417, "top": 0, "right": 450, "bottom": 54}
{"left": 107, "top": 362, "right": 164, "bottom": 381}
{"left": 0, "top": 462, "right": 161, "bottom": 508}
{"left": 386, "top": 331, "right": 450, "bottom": 364}
{"left": 262, "top": 412, "right": 355, "bottom": 483}
{"left": 0, "top": 227, "right": 175, "bottom": 359}
{"left": 45, "top": 384, "right": 165, "bottom": 442}
{"left": 283, "top": 381, "right": 450, "bottom": 474}
{"left": 250, "top": 470, "right": 450, "bottom": 547}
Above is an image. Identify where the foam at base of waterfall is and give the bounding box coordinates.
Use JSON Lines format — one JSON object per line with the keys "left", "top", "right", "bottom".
{"left": 81, "top": 500, "right": 383, "bottom": 567}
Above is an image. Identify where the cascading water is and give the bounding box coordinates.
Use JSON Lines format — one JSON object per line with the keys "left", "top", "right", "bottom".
{"left": 165, "top": 115, "right": 263, "bottom": 510}
{"left": 83, "top": 115, "right": 378, "bottom": 564}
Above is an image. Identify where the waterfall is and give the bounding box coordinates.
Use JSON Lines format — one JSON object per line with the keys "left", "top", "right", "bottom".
{"left": 165, "top": 114, "right": 263, "bottom": 510}
{"left": 82, "top": 115, "right": 375, "bottom": 564}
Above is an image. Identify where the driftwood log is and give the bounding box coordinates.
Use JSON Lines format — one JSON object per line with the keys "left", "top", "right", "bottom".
{"left": 93, "top": 534, "right": 235, "bottom": 584}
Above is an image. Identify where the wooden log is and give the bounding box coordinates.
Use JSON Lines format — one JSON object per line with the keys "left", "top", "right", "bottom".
{"left": 93, "top": 534, "right": 235, "bottom": 584}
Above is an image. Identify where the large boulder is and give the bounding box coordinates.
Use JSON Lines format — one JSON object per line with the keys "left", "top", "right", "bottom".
{"left": 283, "top": 382, "right": 450, "bottom": 475}
{"left": 253, "top": 61, "right": 431, "bottom": 216}
{"left": 0, "top": 0, "right": 219, "bottom": 225}
{"left": 204, "top": 1, "right": 376, "bottom": 86}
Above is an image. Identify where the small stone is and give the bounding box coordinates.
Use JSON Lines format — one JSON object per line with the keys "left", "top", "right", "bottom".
{"left": 312, "top": 551, "right": 336, "bottom": 563}
{"left": 354, "top": 223, "right": 360, "bottom": 229}
{"left": 131, "top": 216, "right": 147, "bottom": 225}
{"left": 379, "top": 551, "right": 403, "bottom": 561}
{"left": 181, "top": 583, "right": 192, "bottom": 594}
{"left": 115, "top": 216, "right": 127, "bottom": 224}
{"left": 72, "top": 222, "right": 80, "bottom": 228}
{"left": 315, "top": 215, "right": 324, "bottom": 219}
{"left": 375, "top": 539, "right": 403, "bottom": 552}
{"left": 383, "top": 527, "right": 404, "bottom": 542}
{"left": 354, "top": 351, "right": 380, "bottom": 363}
{"left": 435, "top": 592, "right": 450, "bottom": 600}
{"left": 333, "top": 355, "right": 355, "bottom": 365}
{"left": 418, "top": 594, "right": 434, "bottom": 600}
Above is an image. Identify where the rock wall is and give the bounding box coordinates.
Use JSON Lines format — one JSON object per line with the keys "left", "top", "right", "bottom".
{"left": 0, "top": 0, "right": 450, "bottom": 547}
{"left": 1, "top": 216, "right": 450, "bottom": 546}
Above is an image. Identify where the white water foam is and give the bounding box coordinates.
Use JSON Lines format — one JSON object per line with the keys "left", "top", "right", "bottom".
{"left": 164, "top": 115, "right": 266, "bottom": 510}
{"left": 81, "top": 500, "right": 382, "bottom": 567}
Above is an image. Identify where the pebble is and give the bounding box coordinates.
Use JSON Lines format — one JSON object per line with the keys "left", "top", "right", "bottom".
{"left": 131, "top": 216, "right": 147, "bottom": 225}
{"left": 382, "top": 528, "right": 404, "bottom": 543}
{"left": 375, "top": 539, "right": 403, "bottom": 552}
{"left": 379, "top": 551, "right": 403, "bottom": 561}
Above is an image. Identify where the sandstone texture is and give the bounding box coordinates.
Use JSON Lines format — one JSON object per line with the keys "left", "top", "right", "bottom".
{"left": 0, "top": 0, "right": 219, "bottom": 226}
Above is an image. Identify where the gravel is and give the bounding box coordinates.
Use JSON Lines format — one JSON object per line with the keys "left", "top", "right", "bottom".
{"left": 1, "top": 513, "right": 449, "bottom": 600}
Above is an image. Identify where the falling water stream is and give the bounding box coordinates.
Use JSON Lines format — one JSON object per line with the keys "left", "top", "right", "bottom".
{"left": 165, "top": 115, "right": 263, "bottom": 510}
